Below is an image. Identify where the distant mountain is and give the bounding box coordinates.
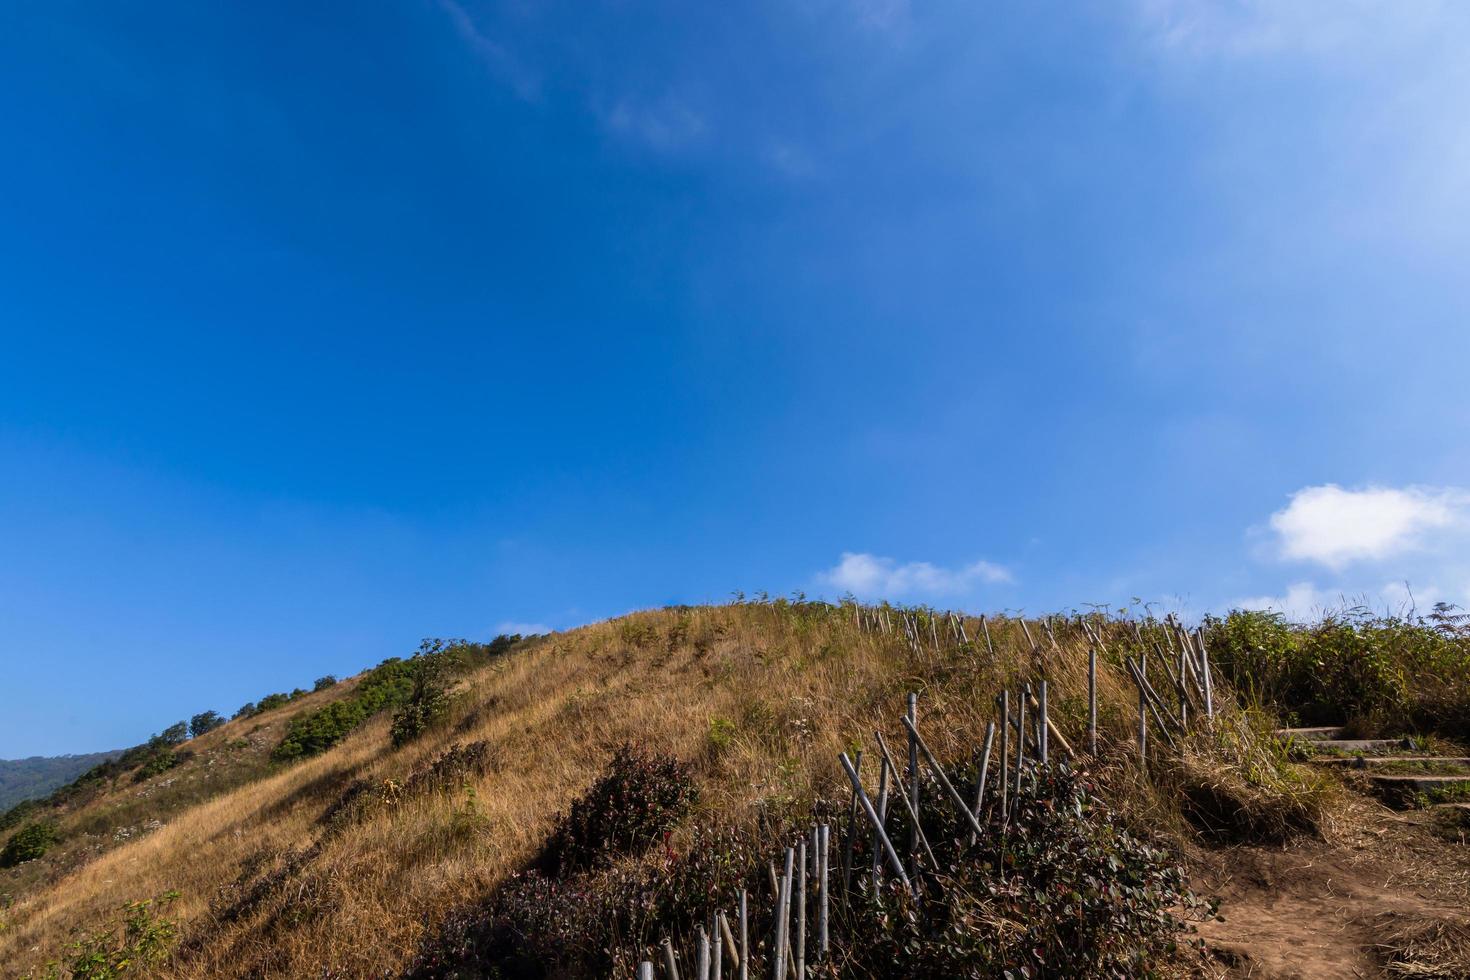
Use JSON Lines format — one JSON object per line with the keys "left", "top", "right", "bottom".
{"left": 0, "top": 751, "right": 121, "bottom": 811}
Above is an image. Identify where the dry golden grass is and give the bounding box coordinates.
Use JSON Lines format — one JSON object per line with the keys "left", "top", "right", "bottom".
{"left": 0, "top": 603, "right": 1323, "bottom": 978}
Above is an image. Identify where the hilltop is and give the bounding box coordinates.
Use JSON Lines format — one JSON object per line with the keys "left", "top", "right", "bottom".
{"left": 2, "top": 603, "right": 1469, "bottom": 978}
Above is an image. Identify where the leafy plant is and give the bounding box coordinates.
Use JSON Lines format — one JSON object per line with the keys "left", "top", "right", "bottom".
{"left": 0, "top": 821, "right": 57, "bottom": 868}
{"left": 536, "top": 743, "right": 698, "bottom": 876}
{"left": 61, "top": 890, "right": 181, "bottom": 979}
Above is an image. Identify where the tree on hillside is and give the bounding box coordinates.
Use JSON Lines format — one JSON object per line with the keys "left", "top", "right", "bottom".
{"left": 155, "top": 722, "right": 188, "bottom": 747}
{"left": 189, "top": 711, "right": 224, "bottom": 738}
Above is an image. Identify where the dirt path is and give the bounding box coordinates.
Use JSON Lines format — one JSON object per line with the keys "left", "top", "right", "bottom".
{"left": 1193, "top": 797, "right": 1470, "bottom": 978}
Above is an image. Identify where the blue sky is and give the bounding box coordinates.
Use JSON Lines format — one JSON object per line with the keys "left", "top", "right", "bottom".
{"left": 3, "top": 1, "right": 1469, "bottom": 756}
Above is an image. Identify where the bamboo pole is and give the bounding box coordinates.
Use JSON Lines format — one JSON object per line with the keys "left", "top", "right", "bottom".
{"left": 869, "top": 756, "right": 889, "bottom": 883}
{"left": 738, "top": 890, "right": 749, "bottom": 980}
{"left": 698, "top": 928, "right": 711, "bottom": 980}
{"left": 970, "top": 720, "right": 996, "bottom": 845}
{"left": 981, "top": 615, "right": 995, "bottom": 659}
{"left": 1038, "top": 680, "right": 1049, "bottom": 764}
{"left": 663, "top": 937, "right": 682, "bottom": 980}
{"left": 1126, "top": 657, "right": 1178, "bottom": 747}
{"left": 870, "top": 732, "right": 940, "bottom": 871}
{"left": 901, "top": 715, "right": 984, "bottom": 837}
{"left": 773, "top": 848, "right": 792, "bottom": 980}
{"left": 1197, "top": 627, "right": 1214, "bottom": 720}
{"left": 1015, "top": 685, "right": 1028, "bottom": 767}
{"left": 795, "top": 841, "right": 806, "bottom": 978}
{"left": 998, "top": 691, "right": 1010, "bottom": 820}
{"left": 1088, "top": 647, "right": 1098, "bottom": 757}
{"left": 713, "top": 921, "right": 723, "bottom": 980}
{"left": 719, "top": 912, "right": 738, "bottom": 975}
{"left": 838, "top": 752, "right": 912, "bottom": 891}
{"left": 841, "top": 750, "right": 861, "bottom": 899}
{"left": 906, "top": 693, "right": 919, "bottom": 863}
{"left": 817, "top": 824, "right": 829, "bottom": 958}
{"left": 641, "top": 962, "right": 655, "bottom": 980}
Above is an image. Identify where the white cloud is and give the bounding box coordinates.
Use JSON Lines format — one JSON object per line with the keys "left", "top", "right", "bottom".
{"left": 1267, "top": 484, "right": 1468, "bottom": 570}
{"left": 818, "top": 551, "right": 1011, "bottom": 601}
{"left": 494, "top": 620, "right": 551, "bottom": 636}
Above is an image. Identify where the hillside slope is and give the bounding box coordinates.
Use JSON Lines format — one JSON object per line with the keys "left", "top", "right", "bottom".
{"left": 2, "top": 603, "right": 1468, "bottom": 978}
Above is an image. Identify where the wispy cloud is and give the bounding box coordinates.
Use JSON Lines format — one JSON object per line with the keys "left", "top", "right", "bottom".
{"left": 1267, "top": 484, "right": 1469, "bottom": 571}
{"left": 597, "top": 96, "right": 707, "bottom": 153}
{"left": 437, "top": 0, "right": 540, "bottom": 102}
{"left": 817, "top": 551, "right": 1012, "bottom": 601}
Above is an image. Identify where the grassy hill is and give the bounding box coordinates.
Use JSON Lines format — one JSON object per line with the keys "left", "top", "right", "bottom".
{"left": 2, "top": 602, "right": 1468, "bottom": 977}
{"left": 0, "top": 754, "right": 122, "bottom": 814}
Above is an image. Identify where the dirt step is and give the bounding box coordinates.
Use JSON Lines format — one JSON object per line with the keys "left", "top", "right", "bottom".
{"left": 1370, "top": 774, "right": 1470, "bottom": 789}
{"left": 1309, "top": 738, "right": 1413, "bottom": 754}
{"left": 1311, "top": 756, "right": 1470, "bottom": 769}
{"left": 1274, "top": 726, "right": 1343, "bottom": 741}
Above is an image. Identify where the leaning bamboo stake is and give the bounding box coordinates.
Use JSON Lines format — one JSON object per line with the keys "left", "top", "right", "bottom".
{"left": 698, "top": 928, "right": 711, "bottom": 980}
{"left": 1020, "top": 617, "right": 1037, "bottom": 652}
{"left": 838, "top": 752, "right": 912, "bottom": 891}
{"left": 719, "top": 912, "right": 739, "bottom": 975}
{"left": 663, "top": 937, "right": 682, "bottom": 980}
{"left": 1088, "top": 647, "right": 1098, "bottom": 757}
{"left": 1022, "top": 688, "right": 1073, "bottom": 758}
{"left": 970, "top": 720, "right": 996, "bottom": 844}
{"left": 871, "top": 732, "right": 941, "bottom": 871}
{"left": 981, "top": 615, "right": 995, "bottom": 659}
{"left": 1197, "top": 627, "right": 1214, "bottom": 720}
{"left": 1126, "top": 657, "right": 1179, "bottom": 747}
{"left": 901, "top": 715, "right": 984, "bottom": 837}
{"left": 841, "top": 750, "right": 862, "bottom": 899}
{"left": 1134, "top": 660, "right": 1184, "bottom": 737}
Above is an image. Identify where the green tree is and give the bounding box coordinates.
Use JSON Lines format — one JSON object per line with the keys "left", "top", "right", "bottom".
{"left": 188, "top": 711, "right": 224, "bottom": 738}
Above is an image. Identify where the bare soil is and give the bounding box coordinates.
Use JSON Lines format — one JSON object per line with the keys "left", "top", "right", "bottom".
{"left": 1194, "top": 796, "right": 1470, "bottom": 979}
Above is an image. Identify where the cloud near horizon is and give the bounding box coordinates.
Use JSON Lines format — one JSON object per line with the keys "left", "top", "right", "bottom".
{"left": 494, "top": 620, "right": 552, "bottom": 636}
{"left": 818, "top": 552, "right": 1012, "bottom": 602}
{"left": 1238, "top": 484, "right": 1470, "bottom": 620}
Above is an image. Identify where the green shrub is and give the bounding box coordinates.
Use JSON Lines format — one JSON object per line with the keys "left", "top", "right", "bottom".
{"left": 1205, "top": 608, "right": 1470, "bottom": 735}
{"left": 536, "top": 744, "right": 698, "bottom": 876}
{"left": 0, "top": 822, "right": 57, "bottom": 868}
{"left": 132, "top": 750, "right": 186, "bottom": 783}
{"left": 839, "top": 764, "right": 1213, "bottom": 978}
{"left": 313, "top": 675, "right": 338, "bottom": 692}
{"left": 273, "top": 637, "right": 520, "bottom": 763}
